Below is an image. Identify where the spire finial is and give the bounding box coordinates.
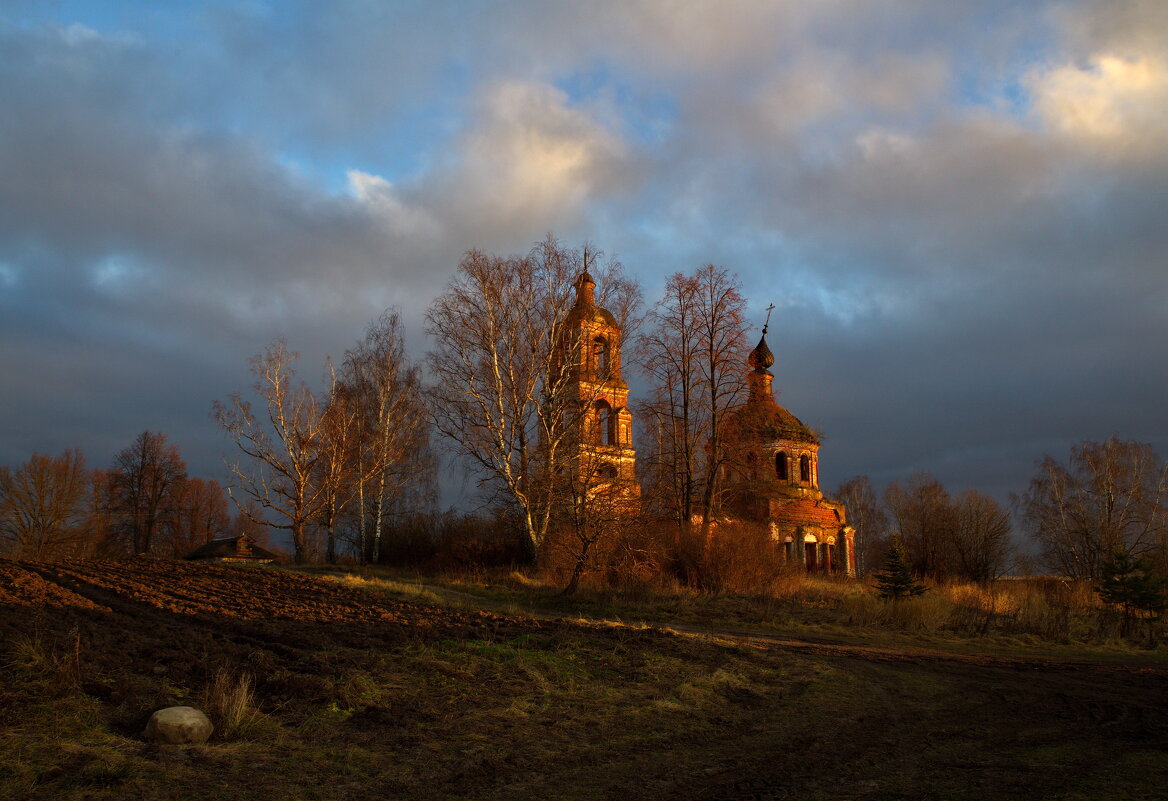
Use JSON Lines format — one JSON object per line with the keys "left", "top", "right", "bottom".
{"left": 762, "top": 303, "right": 775, "bottom": 335}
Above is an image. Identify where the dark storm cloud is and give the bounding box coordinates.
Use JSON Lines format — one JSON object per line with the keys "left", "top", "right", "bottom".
{"left": 1, "top": 1, "right": 1166, "bottom": 514}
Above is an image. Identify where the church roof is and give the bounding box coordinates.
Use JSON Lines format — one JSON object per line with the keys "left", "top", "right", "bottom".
{"left": 728, "top": 397, "right": 820, "bottom": 444}
{"left": 733, "top": 328, "right": 818, "bottom": 443}
{"left": 568, "top": 304, "right": 617, "bottom": 327}
{"left": 774, "top": 498, "right": 841, "bottom": 526}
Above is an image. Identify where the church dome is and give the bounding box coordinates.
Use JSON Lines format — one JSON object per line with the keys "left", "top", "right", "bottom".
{"left": 733, "top": 401, "right": 819, "bottom": 444}
{"left": 748, "top": 334, "right": 775, "bottom": 372}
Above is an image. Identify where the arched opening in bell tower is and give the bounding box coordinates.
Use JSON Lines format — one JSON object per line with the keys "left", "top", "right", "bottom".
{"left": 592, "top": 336, "right": 610, "bottom": 378}
{"left": 594, "top": 400, "right": 614, "bottom": 445}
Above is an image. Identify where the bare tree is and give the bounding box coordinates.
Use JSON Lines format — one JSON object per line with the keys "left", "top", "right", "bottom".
{"left": 884, "top": 474, "right": 1013, "bottom": 582}
{"left": 160, "top": 477, "right": 233, "bottom": 558}
{"left": 426, "top": 236, "right": 635, "bottom": 561}
{"left": 951, "top": 490, "right": 1012, "bottom": 583}
{"left": 637, "top": 265, "right": 747, "bottom": 538}
{"left": 693, "top": 265, "right": 749, "bottom": 534}
{"left": 314, "top": 362, "right": 361, "bottom": 564}
{"left": 214, "top": 337, "right": 329, "bottom": 564}
{"left": 1017, "top": 437, "right": 1168, "bottom": 580}
{"left": 110, "top": 431, "right": 187, "bottom": 555}
{"left": 0, "top": 449, "right": 91, "bottom": 559}
{"left": 550, "top": 428, "right": 639, "bottom": 595}
{"left": 85, "top": 468, "right": 119, "bottom": 557}
{"left": 341, "top": 311, "right": 432, "bottom": 564}
{"left": 637, "top": 273, "right": 701, "bottom": 528}
{"left": 884, "top": 473, "right": 956, "bottom": 579}
{"left": 834, "top": 475, "right": 888, "bottom": 575}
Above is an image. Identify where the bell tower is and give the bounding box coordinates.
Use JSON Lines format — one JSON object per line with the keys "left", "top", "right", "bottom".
{"left": 562, "top": 269, "right": 638, "bottom": 498}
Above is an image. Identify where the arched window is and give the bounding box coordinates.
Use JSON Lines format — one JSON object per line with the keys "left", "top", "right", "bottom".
{"left": 594, "top": 400, "right": 614, "bottom": 445}
{"left": 775, "top": 451, "right": 788, "bottom": 480}
{"left": 799, "top": 454, "right": 811, "bottom": 483}
{"left": 593, "top": 336, "right": 609, "bottom": 377}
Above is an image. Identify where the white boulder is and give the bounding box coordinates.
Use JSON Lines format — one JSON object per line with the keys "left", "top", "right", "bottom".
{"left": 143, "top": 706, "right": 214, "bottom": 744}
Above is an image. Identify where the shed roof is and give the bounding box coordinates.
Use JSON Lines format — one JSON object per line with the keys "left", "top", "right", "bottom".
{"left": 185, "top": 535, "right": 278, "bottom": 562}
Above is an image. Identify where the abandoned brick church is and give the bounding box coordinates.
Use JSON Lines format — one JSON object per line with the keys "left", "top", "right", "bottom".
{"left": 566, "top": 271, "right": 855, "bottom": 576}
{"left": 719, "top": 323, "right": 856, "bottom": 576}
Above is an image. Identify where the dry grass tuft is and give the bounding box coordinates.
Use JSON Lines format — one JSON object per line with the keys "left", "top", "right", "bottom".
{"left": 200, "top": 669, "right": 265, "bottom": 740}
{"left": 6, "top": 628, "right": 83, "bottom": 693}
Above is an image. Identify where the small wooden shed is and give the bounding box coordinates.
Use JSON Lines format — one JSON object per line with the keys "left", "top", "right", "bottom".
{"left": 185, "top": 534, "right": 278, "bottom": 565}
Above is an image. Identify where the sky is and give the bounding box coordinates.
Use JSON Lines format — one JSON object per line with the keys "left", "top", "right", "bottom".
{"left": 2, "top": 0, "right": 1166, "bottom": 513}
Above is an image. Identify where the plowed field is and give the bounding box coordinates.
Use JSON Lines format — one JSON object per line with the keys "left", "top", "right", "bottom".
{"left": 2, "top": 558, "right": 1167, "bottom": 801}
{"left": 0, "top": 559, "right": 583, "bottom": 723}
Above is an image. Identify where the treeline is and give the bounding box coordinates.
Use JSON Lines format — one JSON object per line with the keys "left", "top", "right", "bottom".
{"left": 839, "top": 437, "right": 1168, "bottom": 583}
{"left": 0, "top": 431, "right": 264, "bottom": 560}
{"left": 837, "top": 474, "right": 1013, "bottom": 583}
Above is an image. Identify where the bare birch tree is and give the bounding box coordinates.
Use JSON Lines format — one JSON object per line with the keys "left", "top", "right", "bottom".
{"left": 426, "top": 237, "right": 635, "bottom": 561}
{"left": 341, "top": 311, "right": 431, "bottom": 563}
{"left": 637, "top": 273, "right": 701, "bottom": 528}
{"left": 834, "top": 475, "right": 888, "bottom": 575}
{"left": 693, "top": 265, "right": 749, "bottom": 535}
{"left": 213, "top": 337, "right": 328, "bottom": 564}
{"left": 1017, "top": 437, "right": 1168, "bottom": 579}
{"left": 314, "top": 361, "right": 360, "bottom": 564}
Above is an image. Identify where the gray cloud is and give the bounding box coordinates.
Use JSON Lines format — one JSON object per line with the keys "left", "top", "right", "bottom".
{"left": 1, "top": 1, "right": 1165, "bottom": 515}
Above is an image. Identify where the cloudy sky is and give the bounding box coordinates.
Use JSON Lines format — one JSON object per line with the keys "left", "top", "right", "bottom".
{"left": 2, "top": 0, "right": 1166, "bottom": 510}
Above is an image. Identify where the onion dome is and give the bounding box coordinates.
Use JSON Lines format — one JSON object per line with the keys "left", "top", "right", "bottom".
{"left": 748, "top": 333, "right": 775, "bottom": 373}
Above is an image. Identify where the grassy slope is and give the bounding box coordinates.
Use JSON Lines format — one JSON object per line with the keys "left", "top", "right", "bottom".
{"left": 317, "top": 567, "right": 1168, "bottom": 663}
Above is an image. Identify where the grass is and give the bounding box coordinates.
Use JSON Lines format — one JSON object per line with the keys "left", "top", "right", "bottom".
{"left": 2, "top": 560, "right": 1166, "bottom": 800}
{"left": 316, "top": 565, "right": 1168, "bottom": 662}
{"left": 0, "top": 601, "right": 843, "bottom": 799}
{"left": 308, "top": 569, "right": 447, "bottom": 606}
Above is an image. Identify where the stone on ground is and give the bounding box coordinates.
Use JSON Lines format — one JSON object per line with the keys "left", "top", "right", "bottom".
{"left": 143, "top": 706, "right": 214, "bottom": 744}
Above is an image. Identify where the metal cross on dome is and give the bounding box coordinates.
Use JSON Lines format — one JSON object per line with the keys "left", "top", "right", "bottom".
{"left": 762, "top": 303, "right": 775, "bottom": 335}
